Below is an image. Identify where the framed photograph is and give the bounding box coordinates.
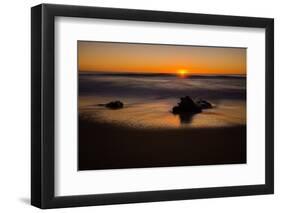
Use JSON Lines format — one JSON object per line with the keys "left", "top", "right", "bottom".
{"left": 31, "top": 4, "right": 274, "bottom": 209}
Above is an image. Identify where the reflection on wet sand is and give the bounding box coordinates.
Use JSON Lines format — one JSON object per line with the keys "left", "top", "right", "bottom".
{"left": 80, "top": 96, "right": 246, "bottom": 129}
{"left": 178, "top": 113, "right": 195, "bottom": 124}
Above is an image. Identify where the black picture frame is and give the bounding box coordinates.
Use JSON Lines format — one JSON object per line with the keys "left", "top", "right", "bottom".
{"left": 31, "top": 3, "right": 274, "bottom": 209}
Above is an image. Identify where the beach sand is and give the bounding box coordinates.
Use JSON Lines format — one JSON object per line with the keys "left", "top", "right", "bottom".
{"left": 78, "top": 116, "right": 246, "bottom": 170}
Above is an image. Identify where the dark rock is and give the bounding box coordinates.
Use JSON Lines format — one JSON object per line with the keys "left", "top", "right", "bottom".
{"left": 172, "top": 106, "right": 181, "bottom": 114}
{"left": 172, "top": 96, "right": 202, "bottom": 114}
{"left": 105, "top": 101, "right": 124, "bottom": 109}
{"left": 196, "top": 99, "right": 213, "bottom": 109}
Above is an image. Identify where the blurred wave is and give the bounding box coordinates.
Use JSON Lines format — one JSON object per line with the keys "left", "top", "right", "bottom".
{"left": 79, "top": 73, "right": 246, "bottom": 100}
{"left": 79, "top": 73, "right": 246, "bottom": 128}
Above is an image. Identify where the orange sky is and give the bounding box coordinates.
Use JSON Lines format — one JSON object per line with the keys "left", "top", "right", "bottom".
{"left": 78, "top": 41, "right": 246, "bottom": 75}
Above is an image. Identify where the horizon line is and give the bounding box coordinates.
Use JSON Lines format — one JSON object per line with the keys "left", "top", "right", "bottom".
{"left": 79, "top": 70, "right": 246, "bottom": 76}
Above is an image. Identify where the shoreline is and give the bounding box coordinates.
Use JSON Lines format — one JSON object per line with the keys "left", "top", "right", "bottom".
{"left": 78, "top": 116, "right": 246, "bottom": 171}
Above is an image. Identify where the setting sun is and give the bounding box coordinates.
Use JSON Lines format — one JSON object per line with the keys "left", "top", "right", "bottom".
{"left": 177, "top": 69, "right": 189, "bottom": 78}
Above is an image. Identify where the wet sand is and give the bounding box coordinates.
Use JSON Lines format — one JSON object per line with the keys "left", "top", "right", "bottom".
{"left": 78, "top": 116, "right": 246, "bottom": 170}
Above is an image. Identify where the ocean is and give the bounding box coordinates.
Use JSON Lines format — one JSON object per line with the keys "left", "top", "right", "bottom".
{"left": 79, "top": 72, "right": 246, "bottom": 129}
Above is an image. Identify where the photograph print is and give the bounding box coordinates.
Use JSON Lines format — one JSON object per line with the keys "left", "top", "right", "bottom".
{"left": 78, "top": 41, "right": 246, "bottom": 170}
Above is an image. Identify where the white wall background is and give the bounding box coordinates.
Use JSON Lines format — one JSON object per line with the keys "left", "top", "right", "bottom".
{"left": 0, "top": 0, "right": 279, "bottom": 212}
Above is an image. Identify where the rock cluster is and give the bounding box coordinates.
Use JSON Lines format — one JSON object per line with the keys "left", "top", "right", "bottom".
{"left": 172, "top": 96, "right": 212, "bottom": 115}
{"left": 105, "top": 101, "right": 124, "bottom": 109}
{"left": 196, "top": 99, "right": 213, "bottom": 109}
